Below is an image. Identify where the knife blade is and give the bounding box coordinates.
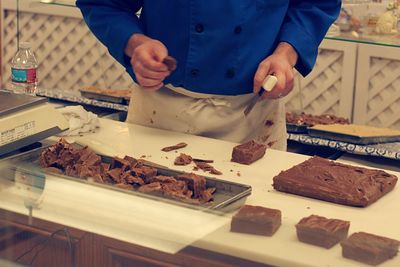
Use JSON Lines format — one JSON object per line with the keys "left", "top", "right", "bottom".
{"left": 243, "top": 75, "right": 278, "bottom": 117}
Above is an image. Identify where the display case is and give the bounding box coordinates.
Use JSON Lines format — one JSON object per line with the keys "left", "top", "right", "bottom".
{"left": 1, "top": 118, "right": 400, "bottom": 267}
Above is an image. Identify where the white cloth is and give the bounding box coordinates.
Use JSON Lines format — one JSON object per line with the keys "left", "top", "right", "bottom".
{"left": 57, "top": 105, "right": 100, "bottom": 136}
{"left": 126, "top": 83, "right": 287, "bottom": 150}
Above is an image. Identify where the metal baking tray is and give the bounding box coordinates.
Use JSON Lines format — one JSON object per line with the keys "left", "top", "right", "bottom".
{"left": 308, "top": 128, "right": 400, "bottom": 145}
{"left": 1, "top": 146, "right": 252, "bottom": 213}
{"left": 286, "top": 123, "right": 309, "bottom": 133}
{"left": 79, "top": 90, "right": 130, "bottom": 105}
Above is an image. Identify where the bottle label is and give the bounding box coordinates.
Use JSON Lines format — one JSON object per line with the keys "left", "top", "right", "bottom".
{"left": 11, "top": 68, "right": 37, "bottom": 84}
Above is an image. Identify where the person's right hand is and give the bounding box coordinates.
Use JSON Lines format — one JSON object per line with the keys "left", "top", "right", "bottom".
{"left": 125, "top": 34, "right": 171, "bottom": 91}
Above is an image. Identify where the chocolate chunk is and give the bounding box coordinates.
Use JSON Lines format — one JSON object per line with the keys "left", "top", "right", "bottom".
{"left": 177, "top": 173, "right": 206, "bottom": 198}
{"left": 161, "top": 142, "right": 187, "bottom": 152}
{"left": 107, "top": 168, "right": 122, "bottom": 183}
{"left": 231, "top": 205, "right": 281, "bottom": 236}
{"left": 296, "top": 215, "right": 350, "bottom": 249}
{"left": 111, "top": 157, "right": 131, "bottom": 171}
{"left": 193, "top": 160, "right": 222, "bottom": 175}
{"left": 341, "top": 232, "right": 400, "bottom": 265}
{"left": 231, "top": 140, "right": 267, "bottom": 165}
{"left": 174, "top": 153, "right": 193, "bottom": 166}
{"left": 131, "top": 166, "right": 157, "bottom": 183}
{"left": 162, "top": 56, "right": 177, "bottom": 71}
{"left": 138, "top": 182, "right": 163, "bottom": 196}
{"left": 199, "top": 187, "right": 216, "bottom": 203}
{"left": 273, "top": 156, "right": 398, "bottom": 207}
{"left": 149, "top": 175, "right": 177, "bottom": 184}
{"left": 192, "top": 158, "right": 214, "bottom": 163}
{"left": 121, "top": 172, "right": 145, "bottom": 185}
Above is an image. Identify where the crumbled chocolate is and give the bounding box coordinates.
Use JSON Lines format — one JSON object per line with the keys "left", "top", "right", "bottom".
{"left": 161, "top": 142, "right": 188, "bottom": 152}
{"left": 40, "top": 139, "right": 215, "bottom": 204}
{"left": 193, "top": 160, "right": 223, "bottom": 175}
{"left": 286, "top": 112, "right": 350, "bottom": 127}
{"left": 174, "top": 153, "right": 193, "bottom": 166}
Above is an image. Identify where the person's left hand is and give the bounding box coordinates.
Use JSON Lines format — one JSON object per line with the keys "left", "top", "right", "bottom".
{"left": 253, "top": 42, "right": 298, "bottom": 100}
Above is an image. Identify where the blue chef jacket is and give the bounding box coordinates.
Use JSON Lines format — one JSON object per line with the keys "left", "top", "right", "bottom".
{"left": 77, "top": 0, "right": 341, "bottom": 95}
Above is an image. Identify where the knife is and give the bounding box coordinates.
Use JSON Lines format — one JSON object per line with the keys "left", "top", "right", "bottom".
{"left": 243, "top": 75, "right": 278, "bottom": 117}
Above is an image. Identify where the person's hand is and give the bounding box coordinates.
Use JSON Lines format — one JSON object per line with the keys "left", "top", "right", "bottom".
{"left": 253, "top": 42, "right": 298, "bottom": 99}
{"left": 125, "top": 34, "right": 171, "bottom": 91}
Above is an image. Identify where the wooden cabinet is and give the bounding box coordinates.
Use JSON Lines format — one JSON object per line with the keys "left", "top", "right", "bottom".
{"left": 0, "top": 209, "right": 270, "bottom": 267}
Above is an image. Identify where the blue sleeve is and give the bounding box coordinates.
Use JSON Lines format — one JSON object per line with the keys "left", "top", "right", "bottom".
{"left": 76, "top": 0, "right": 144, "bottom": 70}
{"left": 278, "top": 1, "right": 341, "bottom": 76}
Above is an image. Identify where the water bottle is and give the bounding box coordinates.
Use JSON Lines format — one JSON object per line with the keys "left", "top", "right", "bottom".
{"left": 11, "top": 42, "right": 38, "bottom": 95}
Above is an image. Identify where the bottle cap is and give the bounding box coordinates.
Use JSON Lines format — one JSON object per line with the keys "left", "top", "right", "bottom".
{"left": 19, "top": 42, "right": 31, "bottom": 49}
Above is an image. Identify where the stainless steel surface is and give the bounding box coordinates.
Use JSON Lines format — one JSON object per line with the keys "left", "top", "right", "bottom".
{"left": 0, "top": 90, "right": 46, "bottom": 117}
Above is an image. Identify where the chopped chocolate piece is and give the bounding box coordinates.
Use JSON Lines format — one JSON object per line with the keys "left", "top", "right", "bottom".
{"left": 231, "top": 140, "right": 267, "bottom": 165}
{"left": 162, "top": 56, "right": 177, "bottom": 71}
{"left": 121, "top": 172, "right": 145, "bottom": 185}
{"left": 111, "top": 157, "right": 131, "bottom": 171}
{"left": 78, "top": 147, "right": 101, "bottom": 166}
{"left": 231, "top": 205, "right": 281, "bottom": 236}
{"left": 177, "top": 173, "right": 206, "bottom": 198}
{"left": 193, "top": 166, "right": 199, "bottom": 171}
{"left": 107, "top": 168, "right": 122, "bottom": 183}
{"left": 123, "top": 155, "right": 139, "bottom": 167}
{"left": 101, "top": 163, "right": 110, "bottom": 172}
{"left": 341, "top": 232, "right": 400, "bottom": 265}
{"left": 286, "top": 112, "right": 350, "bottom": 127}
{"left": 174, "top": 153, "right": 193, "bottom": 166}
{"left": 161, "top": 142, "right": 188, "bottom": 152}
{"left": 131, "top": 166, "right": 157, "bottom": 183}
{"left": 138, "top": 182, "right": 163, "bottom": 196}
{"left": 296, "top": 215, "right": 350, "bottom": 249}
{"left": 193, "top": 161, "right": 222, "bottom": 175}
{"left": 149, "top": 175, "right": 177, "bottom": 184}
{"left": 209, "top": 168, "right": 223, "bottom": 175}
{"left": 272, "top": 156, "right": 398, "bottom": 207}
{"left": 200, "top": 187, "right": 216, "bottom": 203}
{"left": 192, "top": 158, "right": 214, "bottom": 163}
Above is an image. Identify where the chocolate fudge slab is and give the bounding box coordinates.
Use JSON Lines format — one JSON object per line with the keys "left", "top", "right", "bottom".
{"left": 231, "top": 140, "right": 267, "bottom": 165}
{"left": 296, "top": 215, "right": 350, "bottom": 249}
{"left": 230, "top": 205, "right": 281, "bottom": 236}
{"left": 341, "top": 232, "right": 400, "bottom": 265}
{"left": 272, "top": 156, "right": 398, "bottom": 207}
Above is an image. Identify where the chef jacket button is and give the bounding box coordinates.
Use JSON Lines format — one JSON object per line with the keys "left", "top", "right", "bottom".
{"left": 226, "top": 68, "right": 235, "bottom": 78}
{"left": 191, "top": 69, "right": 199, "bottom": 77}
{"left": 234, "top": 26, "right": 242, "bottom": 34}
{"left": 195, "top": 23, "right": 204, "bottom": 33}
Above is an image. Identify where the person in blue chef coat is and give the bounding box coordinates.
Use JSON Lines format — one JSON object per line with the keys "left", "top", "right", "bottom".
{"left": 76, "top": 0, "right": 341, "bottom": 151}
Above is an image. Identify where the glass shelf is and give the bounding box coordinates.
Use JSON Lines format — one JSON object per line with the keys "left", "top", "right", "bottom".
{"left": 33, "top": 0, "right": 400, "bottom": 48}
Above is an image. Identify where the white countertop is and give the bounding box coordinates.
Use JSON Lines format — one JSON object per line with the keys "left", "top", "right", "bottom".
{"left": 1, "top": 118, "right": 400, "bottom": 267}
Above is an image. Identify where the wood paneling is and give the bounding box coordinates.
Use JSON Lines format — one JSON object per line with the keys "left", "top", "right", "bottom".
{"left": 0, "top": 209, "right": 270, "bottom": 267}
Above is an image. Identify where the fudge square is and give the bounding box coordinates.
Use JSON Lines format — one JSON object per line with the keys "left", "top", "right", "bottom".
{"left": 231, "top": 140, "right": 267, "bottom": 165}
{"left": 230, "top": 205, "right": 281, "bottom": 236}
{"left": 296, "top": 215, "right": 350, "bottom": 249}
{"left": 341, "top": 232, "right": 400, "bottom": 265}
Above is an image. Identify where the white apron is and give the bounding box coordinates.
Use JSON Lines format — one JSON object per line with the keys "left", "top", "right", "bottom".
{"left": 126, "top": 83, "right": 287, "bottom": 151}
